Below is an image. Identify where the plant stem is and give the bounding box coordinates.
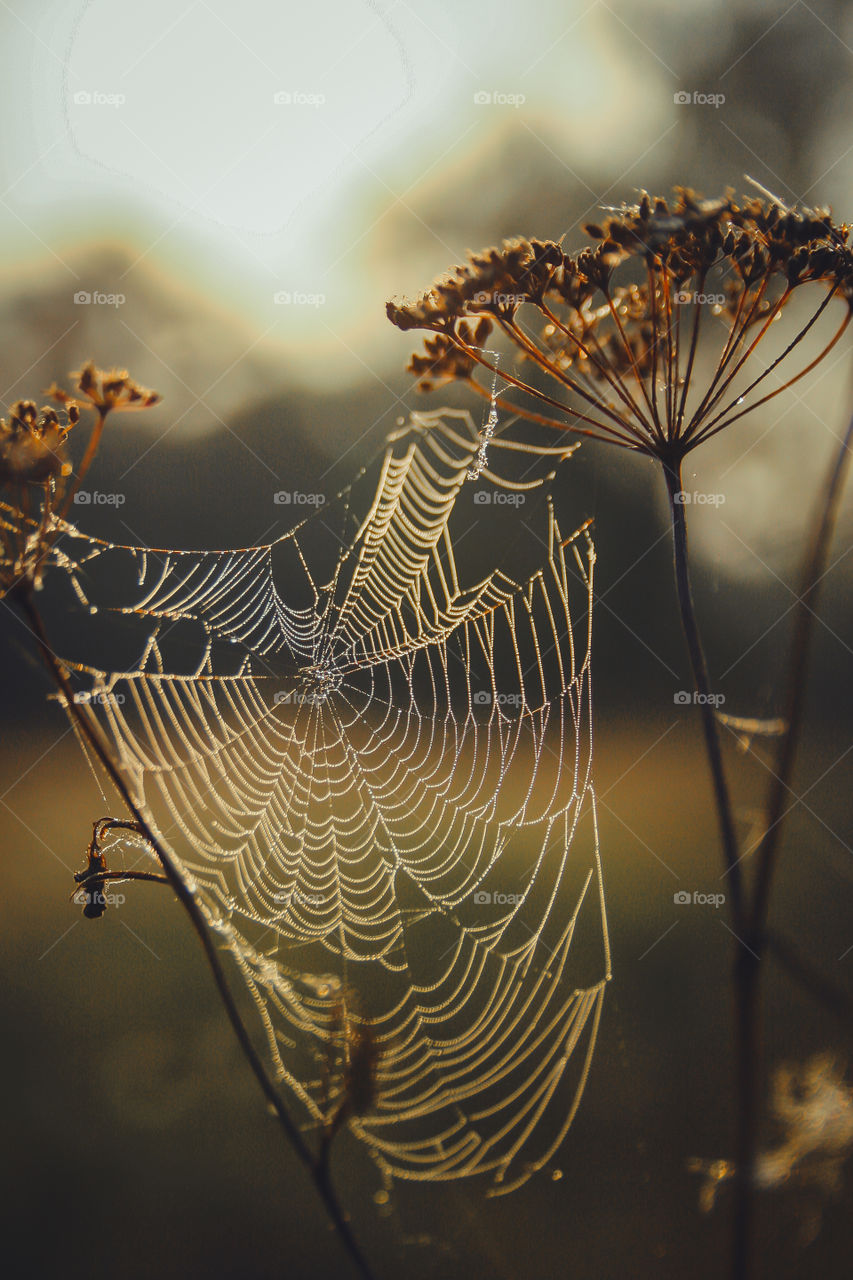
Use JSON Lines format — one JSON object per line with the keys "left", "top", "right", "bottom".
{"left": 57, "top": 409, "right": 107, "bottom": 520}
{"left": 662, "top": 456, "right": 756, "bottom": 1280}
{"left": 13, "top": 584, "right": 377, "bottom": 1280}
{"left": 731, "top": 946, "right": 760, "bottom": 1280}
{"left": 731, "top": 403, "right": 853, "bottom": 1278}
{"left": 751, "top": 405, "right": 853, "bottom": 934}
{"left": 663, "top": 458, "right": 744, "bottom": 925}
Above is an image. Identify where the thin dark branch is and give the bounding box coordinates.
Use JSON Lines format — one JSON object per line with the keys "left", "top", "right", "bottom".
{"left": 661, "top": 456, "right": 756, "bottom": 1280}
{"left": 765, "top": 929, "right": 853, "bottom": 1024}
{"left": 12, "top": 584, "right": 378, "bottom": 1280}
{"left": 751, "top": 403, "right": 853, "bottom": 934}
{"left": 662, "top": 458, "right": 744, "bottom": 926}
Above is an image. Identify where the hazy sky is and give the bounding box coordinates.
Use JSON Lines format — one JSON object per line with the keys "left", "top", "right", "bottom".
{"left": 2, "top": 0, "right": 692, "bottom": 373}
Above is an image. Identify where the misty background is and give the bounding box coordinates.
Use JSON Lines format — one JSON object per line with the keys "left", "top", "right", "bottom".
{"left": 1, "top": 1, "right": 853, "bottom": 1277}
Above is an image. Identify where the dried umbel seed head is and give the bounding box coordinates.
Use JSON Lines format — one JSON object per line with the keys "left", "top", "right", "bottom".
{"left": 408, "top": 319, "right": 493, "bottom": 391}
{"left": 387, "top": 238, "right": 579, "bottom": 332}
{"left": 48, "top": 360, "right": 161, "bottom": 417}
{"left": 1, "top": 363, "right": 161, "bottom": 596}
{"left": 0, "top": 401, "right": 76, "bottom": 485}
{"left": 388, "top": 187, "right": 853, "bottom": 461}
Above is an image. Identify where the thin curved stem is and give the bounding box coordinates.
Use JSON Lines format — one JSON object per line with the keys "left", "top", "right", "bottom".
{"left": 674, "top": 274, "right": 706, "bottom": 437}
{"left": 539, "top": 293, "right": 654, "bottom": 432}
{"left": 729, "top": 403, "right": 853, "bottom": 1280}
{"left": 12, "top": 584, "right": 377, "bottom": 1280}
{"left": 535, "top": 295, "right": 645, "bottom": 422}
{"left": 644, "top": 262, "right": 666, "bottom": 436}
{"left": 683, "top": 280, "right": 775, "bottom": 438}
{"left": 751, "top": 402, "right": 853, "bottom": 934}
{"left": 57, "top": 409, "right": 108, "bottom": 520}
{"left": 662, "top": 267, "right": 678, "bottom": 436}
{"left": 450, "top": 329, "right": 639, "bottom": 446}
{"left": 499, "top": 315, "right": 644, "bottom": 439}
{"left": 466, "top": 379, "right": 645, "bottom": 452}
{"left": 73, "top": 869, "right": 170, "bottom": 891}
{"left": 692, "top": 292, "right": 844, "bottom": 444}
{"left": 764, "top": 928, "right": 853, "bottom": 1024}
{"left": 693, "top": 308, "right": 851, "bottom": 446}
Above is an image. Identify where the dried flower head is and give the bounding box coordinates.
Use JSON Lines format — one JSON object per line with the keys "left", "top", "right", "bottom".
{"left": 49, "top": 360, "right": 160, "bottom": 417}
{"left": 0, "top": 400, "right": 78, "bottom": 487}
{"left": 388, "top": 187, "right": 853, "bottom": 461}
{"left": 1, "top": 362, "right": 161, "bottom": 597}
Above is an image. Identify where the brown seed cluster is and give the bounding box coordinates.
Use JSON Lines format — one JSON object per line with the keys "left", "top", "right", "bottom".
{"left": 387, "top": 188, "right": 853, "bottom": 459}
{"left": 0, "top": 400, "right": 79, "bottom": 486}
{"left": 1, "top": 361, "right": 161, "bottom": 597}
{"left": 48, "top": 360, "right": 161, "bottom": 417}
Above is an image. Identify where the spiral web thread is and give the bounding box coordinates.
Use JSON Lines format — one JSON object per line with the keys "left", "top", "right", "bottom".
{"left": 39, "top": 409, "right": 611, "bottom": 1193}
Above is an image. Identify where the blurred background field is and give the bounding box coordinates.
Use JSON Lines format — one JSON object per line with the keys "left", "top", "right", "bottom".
{"left": 2, "top": 0, "right": 853, "bottom": 1276}
{"left": 1, "top": 722, "right": 851, "bottom": 1279}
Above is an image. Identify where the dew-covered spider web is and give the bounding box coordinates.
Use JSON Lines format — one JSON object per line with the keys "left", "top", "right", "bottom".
{"left": 33, "top": 409, "right": 610, "bottom": 1194}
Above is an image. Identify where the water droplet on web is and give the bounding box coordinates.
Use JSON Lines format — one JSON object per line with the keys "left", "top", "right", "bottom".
{"left": 467, "top": 351, "right": 500, "bottom": 481}
{"left": 43, "top": 405, "right": 610, "bottom": 1191}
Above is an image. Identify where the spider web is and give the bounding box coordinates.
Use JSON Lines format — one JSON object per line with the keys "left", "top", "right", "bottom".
{"left": 35, "top": 409, "right": 610, "bottom": 1194}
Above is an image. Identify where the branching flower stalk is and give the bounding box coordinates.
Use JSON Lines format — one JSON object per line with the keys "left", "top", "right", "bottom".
{"left": 0, "top": 362, "right": 160, "bottom": 597}
{"left": 0, "top": 364, "right": 377, "bottom": 1280}
{"left": 388, "top": 187, "right": 853, "bottom": 1279}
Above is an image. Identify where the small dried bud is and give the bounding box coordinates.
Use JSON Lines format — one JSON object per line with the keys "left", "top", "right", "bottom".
{"left": 66, "top": 361, "right": 162, "bottom": 416}
{"left": 0, "top": 401, "right": 71, "bottom": 485}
